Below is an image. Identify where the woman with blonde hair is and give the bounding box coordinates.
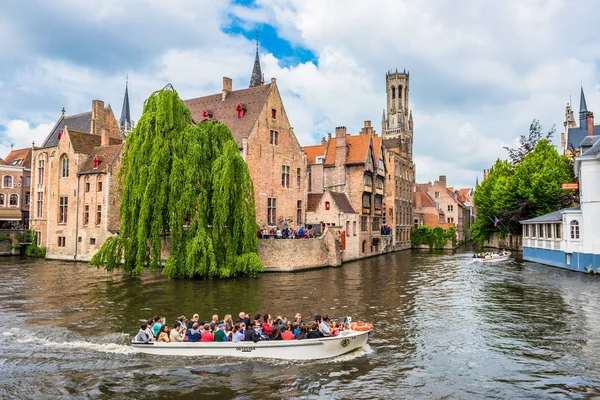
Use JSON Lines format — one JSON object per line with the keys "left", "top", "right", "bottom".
{"left": 224, "top": 314, "right": 234, "bottom": 332}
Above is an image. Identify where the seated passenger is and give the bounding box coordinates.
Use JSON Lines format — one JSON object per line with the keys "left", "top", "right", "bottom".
{"left": 307, "top": 323, "right": 325, "bottom": 339}
{"left": 320, "top": 315, "right": 331, "bottom": 336}
{"left": 223, "top": 314, "right": 234, "bottom": 333}
{"left": 170, "top": 322, "right": 184, "bottom": 342}
{"left": 232, "top": 323, "right": 244, "bottom": 342}
{"left": 145, "top": 319, "right": 155, "bottom": 340}
{"left": 201, "top": 324, "right": 214, "bottom": 342}
{"left": 152, "top": 315, "right": 165, "bottom": 338}
{"left": 281, "top": 324, "right": 295, "bottom": 340}
{"left": 330, "top": 322, "right": 341, "bottom": 336}
{"left": 245, "top": 321, "right": 259, "bottom": 342}
{"left": 214, "top": 324, "right": 228, "bottom": 342}
{"left": 209, "top": 315, "right": 219, "bottom": 332}
{"left": 297, "top": 325, "right": 308, "bottom": 340}
{"left": 270, "top": 324, "right": 282, "bottom": 340}
{"left": 187, "top": 323, "right": 201, "bottom": 342}
{"left": 157, "top": 325, "right": 170, "bottom": 342}
{"left": 262, "top": 314, "right": 273, "bottom": 336}
{"left": 293, "top": 322, "right": 301, "bottom": 339}
{"left": 135, "top": 324, "right": 150, "bottom": 343}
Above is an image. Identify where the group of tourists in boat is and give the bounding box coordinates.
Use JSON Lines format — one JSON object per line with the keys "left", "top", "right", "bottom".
{"left": 134, "top": 311, "right": 373, "bottom": 344}
{"left": 472, "top": 250, "right": 511, "bottom": 260}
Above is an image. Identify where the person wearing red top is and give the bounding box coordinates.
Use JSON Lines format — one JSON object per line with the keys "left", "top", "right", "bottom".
{"left": 262, "top": 314, "right": 273, "bottom": 336}
{"left": 201, "top": 324, "right": 214, "bottom": 342}
{"left": 281, "top": 324, "right": 295, "bottom": 340}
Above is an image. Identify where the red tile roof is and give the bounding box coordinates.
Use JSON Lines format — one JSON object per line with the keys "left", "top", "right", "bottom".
{"left": 4, "top": 148, "right": 32, "bottom": 168}
{"left": 330, "top": 191, "right": 356, "bottom": 213}
{"left": 183, "top": 84, "right": 272, "bottom": 148}
{"left": 323, "top": 134, "right": 372, "bottom": 166}
{"left": 303, "top": 143, "right": 327, "bottom": 165}
{"left": 79, "top": 144, "right": 124, "bottom": 174}
{"left": 372, "top": 136, "right": 382, "bottom": 162}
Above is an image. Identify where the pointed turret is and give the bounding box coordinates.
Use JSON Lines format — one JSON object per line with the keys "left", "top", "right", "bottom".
{"left": 408, "top": 110, "right": 413, "bottom": 131}
{"left": 580, "top": 86, "right": 588, "bottom": 130}
{"left": 249, "top": 36, "right": 262, "bottom": 88}
{"left": 120, "top": 77, "right": 132, "bottom": 132}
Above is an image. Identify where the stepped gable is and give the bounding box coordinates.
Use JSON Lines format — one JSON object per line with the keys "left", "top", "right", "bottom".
{"left": 183, "top": 84, "right": 272, "bottom": 148}
{"left": 4, "top": 148, "right": 32, "bottom": 167}
{"left": 79, "top": 144, "right": 124, "bottom": 174}
{"left": 330, "top": 192, "right": 356, "bottom": 213}
{"left": 307, "top": 193, "right": 324, "bottom": 212}
{"left": 42, "top": 111, "right": 92, "bottom": 147}
{"left": 69, "top": 130, "right": 122, "bottom": 154}
{"left": 303, "top": 143, "right": 327, "bottom": 165}
{"left": 323, "top": 134, "right": 372, "bottom": 166}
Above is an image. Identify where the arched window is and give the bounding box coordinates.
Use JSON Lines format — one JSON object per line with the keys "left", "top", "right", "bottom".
{"left": 0, "top": 194, "right": 5, "bottom": 206}
{"left": 3, "top": 175, "right": 12, "bottom": 188}
{"left": 9, "top": 194, "right": 18, "bottom": 206}
{"left": 391, "top": 86, "right": 396, "bottom": 99}
{"left": 61, "top": 155, "right": 69, "bottom": 178}
{"left": 398, "top": 85, "right": 403, "bottom": 100}
{"left": 570, "top": 220, "right": 580, "bottom": 239}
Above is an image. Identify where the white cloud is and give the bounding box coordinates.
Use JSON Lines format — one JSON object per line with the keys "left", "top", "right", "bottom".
{"left": 0, "top": 120, "right": 55, "bottom": 158}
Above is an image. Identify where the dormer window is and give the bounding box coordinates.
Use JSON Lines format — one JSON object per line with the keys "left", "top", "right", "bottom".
{"left": 93, "top": 155, "right": 99, "bottom": 169}
{"left": 236, "top": 103, "right": 245, "bottom": 119}
{"left": 202, "top": 109, "right": 213, "bottom": 121}
{"left": 316, "top": 156, "right": 325, "bottom": 164}
{"left": 271, "top": 109, "right": 277, "bottom": 119}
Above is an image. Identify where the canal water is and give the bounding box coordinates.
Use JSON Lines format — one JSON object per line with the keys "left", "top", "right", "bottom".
{"left": 1, "top": 250, "right": 600, "bottom": 399}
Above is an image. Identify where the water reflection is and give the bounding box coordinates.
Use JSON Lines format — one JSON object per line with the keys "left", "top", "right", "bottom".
{"left": 0, "top": 252, "right": 599, "bottom": 398}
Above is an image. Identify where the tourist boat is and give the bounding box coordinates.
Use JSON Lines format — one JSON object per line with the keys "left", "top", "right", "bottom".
{"left": 473, "top": 252, "right": 511, "bottom": 263}
{"left": 131, "top": 327, "right": 371, "bottom": 360}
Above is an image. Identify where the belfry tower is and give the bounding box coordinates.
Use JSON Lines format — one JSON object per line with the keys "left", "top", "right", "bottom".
{"left": 382, "top": 69, "right": 413, "bottom": 160}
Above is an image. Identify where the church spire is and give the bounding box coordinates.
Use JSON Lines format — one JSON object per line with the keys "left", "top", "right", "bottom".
{"left": 120, "top": 76, "right": 132, "bottom": 133}
{"left": 579, "top": 85, "right": 588, "bottom": 130}
{"left": 249, "top": 32, "right": 263, "bottom": 88}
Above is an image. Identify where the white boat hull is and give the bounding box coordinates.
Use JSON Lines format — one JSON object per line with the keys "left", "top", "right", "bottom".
{"left": 475, "top": 255, "right": 510, "bottom": 263}
{"left": 131, "top": 329, "right": 370, "bottom": 360}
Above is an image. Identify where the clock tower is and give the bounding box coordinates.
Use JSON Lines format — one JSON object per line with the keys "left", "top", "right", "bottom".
{"left": 382, "top": 69, "right": 413, "bottom": 161}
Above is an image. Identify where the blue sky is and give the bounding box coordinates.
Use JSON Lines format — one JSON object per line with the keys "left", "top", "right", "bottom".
{"left": 1, "top": 0, "right": 600, "bottom": 189}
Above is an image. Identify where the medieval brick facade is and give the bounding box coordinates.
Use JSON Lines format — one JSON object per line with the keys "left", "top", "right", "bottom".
{"left": 0, "top": 148, "right": 32, "bottom": 228}
{"left": 184, "top": 77, "right": 307, "bottom": 230}
{"left": 29, "top": 100, "right": 124, "bottom": 260}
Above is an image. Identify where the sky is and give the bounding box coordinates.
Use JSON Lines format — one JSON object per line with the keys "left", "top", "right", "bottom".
{"left": 1, "top": 0, "right": 600, "bottom": 189}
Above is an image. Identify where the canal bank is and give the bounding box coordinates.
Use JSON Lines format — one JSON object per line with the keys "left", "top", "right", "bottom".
{"left": 1, "top": 250, "right": 600, "bottom": 398}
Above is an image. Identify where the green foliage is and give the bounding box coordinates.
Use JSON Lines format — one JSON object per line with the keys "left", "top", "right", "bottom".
{"left": 411, "top": 225, "right": 457, "bottom": 249}
{"left": 90, "top": 87, "right": 264, "bottom": 278}
{"left": 503, "top": 119, "right": 555, "bottom": 164}
{"left": 473, "top": 136, "right": 575, "bottom": 242}
{"left": 25, "top": 231, "right": 46, "bottom": 257}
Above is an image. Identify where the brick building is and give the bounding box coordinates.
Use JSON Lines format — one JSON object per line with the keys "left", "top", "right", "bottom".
{"left": 381, "top": 69, "right": 415, "bottom": 250}
{"left": 0, "top": 148, "right": 32, "bottom": 228}
{"left": 30, "top": 100, "right": 124, "bottom": 259}
{"left": 305, "top": 122, "right": 390, "bottom": 256}
{"left": 412, "top": 190, "right": 451, "bottom": 230}
{"left": 414, "top": 175, "right": 469, "bottom": 243}
{"left": 184, "top": 60, "right": 307, "bottom": 230}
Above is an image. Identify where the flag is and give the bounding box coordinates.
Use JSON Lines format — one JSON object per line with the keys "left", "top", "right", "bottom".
{"left": 493, "top": 216, "right": 500, "bottom": 227}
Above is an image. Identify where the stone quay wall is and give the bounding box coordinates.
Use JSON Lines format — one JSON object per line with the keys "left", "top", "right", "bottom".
{"left": 258, "top": 228, "right": 341, "bottom": 271}
{"left": 482, "top": 232, "right": 522, "bottom": 251}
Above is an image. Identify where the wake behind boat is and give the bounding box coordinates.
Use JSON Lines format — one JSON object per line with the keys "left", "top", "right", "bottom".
{"left": 131, "top": 328, "right": 371, "bottom": 360}
{"left": 472, "top": 251, "right": 511, "bottom": 263}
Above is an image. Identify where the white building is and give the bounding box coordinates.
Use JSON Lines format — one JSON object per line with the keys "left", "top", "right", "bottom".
{"left": 520, "top": 132, "right": 600, "bottom": 272}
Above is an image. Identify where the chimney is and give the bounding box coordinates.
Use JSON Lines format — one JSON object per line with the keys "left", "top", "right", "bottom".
{"left": 361, "top": 120, "right": 374, "bottom": 136}
{"left": 587, "top": 111, "right": 594, "bottom": 136}
{"left": 91, "top": 100, "right": 105, "bottom": 137}
{"left": 101, "top": 128, "right": 110, "bottom": 147}
{"left": 335, "top": 126, "right": 347, "bottom": 169}
{"left": 439, "top": 175, "right": 447, "bottom": 187}
{"left": 222, "top": 77, "right": 232, "bottom": 101}
{"left": 327, "top": 132, "right": 331, "bottom": 141}
{"left": 321, "top": 136, "right": 327, "bottom": 145}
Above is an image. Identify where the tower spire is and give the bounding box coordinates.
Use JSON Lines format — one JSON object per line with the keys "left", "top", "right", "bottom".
{"left": 120, "top": 76, "right": 132, "bottom": 133}
{"left": 249, "top": 31, "right": 263, "bottom": 88}
{"left": 579, "top": 85, "right": 588, "bottom": 130}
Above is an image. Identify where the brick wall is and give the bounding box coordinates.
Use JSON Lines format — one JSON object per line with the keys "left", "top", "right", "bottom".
{"left": 245, "top": 81, "right": 307, "bottom": 229}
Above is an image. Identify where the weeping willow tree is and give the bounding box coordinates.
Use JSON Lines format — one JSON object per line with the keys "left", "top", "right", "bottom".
{"left": 90, "top": 86, "right": 263, "bottom": 278}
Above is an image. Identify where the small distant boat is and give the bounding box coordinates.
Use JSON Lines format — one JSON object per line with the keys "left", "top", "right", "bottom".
{"left": 473, "top": 252, "right": 511, "bottom": 263}
{"left": 131, "top": 328, "right": 371, "bottom": 360}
